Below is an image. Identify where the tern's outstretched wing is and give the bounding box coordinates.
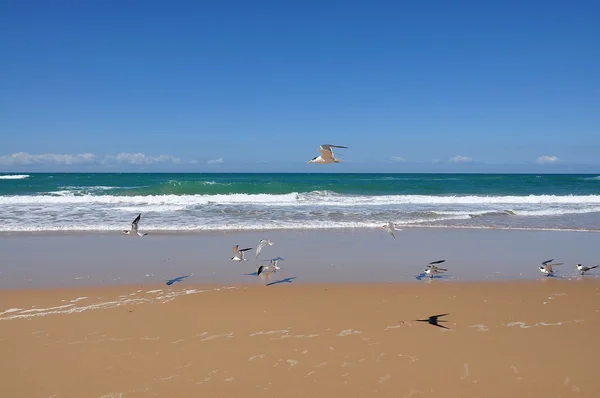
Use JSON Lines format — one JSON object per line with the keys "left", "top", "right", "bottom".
{"left": 256, "top": 240, "right": 270, "bottom": 258}
{"left": 428, "top": 260, "right": 446, "bottom": 266}
{"left": 132, "top": 213, "right": 141, "bottom": 231}
{"left": 319, "top": 144, "right": 347, "bottom": 160}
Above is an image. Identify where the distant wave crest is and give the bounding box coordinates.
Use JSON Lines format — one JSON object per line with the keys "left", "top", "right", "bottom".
{"left": 2, "top": 191, "right": 600, "bottom": 206}
{"left": 0, "top": 174, "right": 30, "bottom": 180}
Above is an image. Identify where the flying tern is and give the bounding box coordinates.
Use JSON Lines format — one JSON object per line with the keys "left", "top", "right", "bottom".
{"left": 231, "top": 245, "right": 252, "bottom": 261}
{"left": 255, "top": 239, "right": 274, "bottom": 259}
{"left": 256, "top": 257, "right": 284, "bottom": 281}
{"left": 306, "top": 144, "right": 348, "bottom": 164}
{"left": 539, "top": 259, "right": 562, "bottom": 276}
{"left": 256, "top": 261, "right": 281, "bottom": 282}
{"left": 382, "top": 222, "right": 400, "bottom": 239}
{"left": 424, "top": 260, "right": 448, "bottom": 278}
{"left": 122, "top": 213, "right": 147, "bottom": 237}
{"left": 268, "top": 258, "right": 282, "bottom": 270}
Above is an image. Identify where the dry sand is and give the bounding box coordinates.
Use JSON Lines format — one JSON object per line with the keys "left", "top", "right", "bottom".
{"left": 1, "top": 280, "right": 600, "bottom": 397}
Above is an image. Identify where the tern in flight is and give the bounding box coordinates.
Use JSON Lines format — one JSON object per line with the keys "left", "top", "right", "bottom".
{"left": 256, "top": 257, "right": 283, "bottom": 275}
{"left": 576, "top": 263, "right": 599, "bottom": 276}
{"left": 255, "top": 239, "right": 274, "bottom": 259}
{"left": 306, "top": 144, "right": 348, "bottom": 164}
{"left": 424, "top": 260, "right": 448, "bottom": 279}
{"left": 256, "top": 260, "right": 282, "bottom": 283}
{"left": 256, "top": 264, "right": 276, "bottom": 282}
{"left": 122, "top": 213, "right": 147, "bottom": 237}
{"left": 231, "top": 245, "right": 252, "bottom": 261}
{"left": 382, "top": 222, "right": 400, "bottom": 239}
{"left": 539, "top": 258, "right": 562, "bottom": 276}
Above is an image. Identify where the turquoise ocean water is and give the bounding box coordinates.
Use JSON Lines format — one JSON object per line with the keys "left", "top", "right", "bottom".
{"left": 1, "top": 173, "right": 599, "bottom": 232}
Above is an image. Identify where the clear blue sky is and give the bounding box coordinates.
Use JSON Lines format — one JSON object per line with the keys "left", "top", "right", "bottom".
{"left": 1, "top": 0, "right": 599, "bottom": 173}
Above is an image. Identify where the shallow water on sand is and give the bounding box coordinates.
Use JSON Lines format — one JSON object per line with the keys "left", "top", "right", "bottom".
{"left": 0, "top": 228, "right": 597, "bottom": 289}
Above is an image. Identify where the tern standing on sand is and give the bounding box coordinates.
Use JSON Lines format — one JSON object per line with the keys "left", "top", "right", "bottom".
{"left": 382, "top": 222, "right": 400, "bottom": 239}
{"left": 306, "top": 144, "right": 348, "bottom": 164}
{"left": 255, "top": 239, "right": 274, "bottom": 259}
{"left": 424, "top": 260, "right": 448, "bottom": 278}
{"left": 122, "top": 213, "right": 147, "bottom": 237}
{"left": 231, "top": 245, "right": 252, "bottom": 261}
{"left": 576, "top": 263, "right": 599, "bottom": 276}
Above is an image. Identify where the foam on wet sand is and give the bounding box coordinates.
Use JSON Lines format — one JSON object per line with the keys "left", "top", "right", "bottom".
{"left": 1, "top": 280, "right": 599, "bottom": 397}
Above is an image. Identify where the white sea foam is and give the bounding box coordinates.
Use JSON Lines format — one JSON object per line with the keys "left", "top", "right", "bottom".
{"left": 0, "top": 174, "right": 30, "bottom": 180}
{"left": 0, "top": 286, "right": 230, "bottom": 321}
{"left": 1, "top": 191, "right": 600, "bottom": 232}
{"left": 2, "top": 192, "right": 600, "bottom": 206}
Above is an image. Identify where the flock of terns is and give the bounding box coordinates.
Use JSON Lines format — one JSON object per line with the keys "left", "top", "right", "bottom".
{"left": 120, "top": 144, "right": 600, "bottom": 283}
{"left": 230, "top": 240, "right": 284, "bottom": 281}
{"left": 121, "top": 210, "right": 599, "bottom": 283}
{"left": 539, "top": 259, "right": 599, "bottom": 277}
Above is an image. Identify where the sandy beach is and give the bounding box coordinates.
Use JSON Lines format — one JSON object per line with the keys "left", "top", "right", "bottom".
{"left": 1, "top": 229, "right": 599, "bottom": 397}
{"left": 1, "top": 280, "right": 600, "bottom": 397}
{"left": 2, "top": 0, "right": 599, "bottom": 394}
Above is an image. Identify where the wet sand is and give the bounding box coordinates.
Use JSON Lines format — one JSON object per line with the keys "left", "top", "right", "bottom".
{"left": 1, "top": 280, "right": 600, "bottom": 397}
{"left": 0, "top": 228, "right": 598, "bottom": 289}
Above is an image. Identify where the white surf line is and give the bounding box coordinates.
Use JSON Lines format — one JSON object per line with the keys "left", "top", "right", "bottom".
{"left": 0, "top": 298, "right": 149, "bottom": 320}
{"left": 248, "top": 354, "right": 265, "bottom": 361}
{"left": 468, "top": 324, "right": 489, "bottom": 332}
{"left": 0, "top": 285, "right": 239, "bottom": 321}
{"left": 196, "top": 332, "right": 234, "bottom": 341}
{"left": 338, "top": 329, "right": 362, "bottom": 336}
{"left": 505, "top": 321, "right": 565, "bottom": 328}
{"left": 0, "top": 308, "right": 23, "bottom": 316}
{"left": 249, "top": 329, "right": 290, "bottom": 337}
{"left": 384, "top": 324, "right": 402, "bottom": 330}
{"left": 277, "top": 334, "right": 320, "bottom": 340}
{"left": 19, "top": 304, "right": 76, "bottom": 313}
{"left": 70, "top": 297, "right": 88, "bottom": 303}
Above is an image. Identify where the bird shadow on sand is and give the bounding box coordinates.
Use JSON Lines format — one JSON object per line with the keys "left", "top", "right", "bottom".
{"left": 415, "top": 313, "right": 450, "bottom": 329}
{"left": 165, "top": 275, "right": 190, "bottom": 286}
{"left": 266, "top": 277, "right": 297, "bottom": 287}
{"left": 244, "top": 272, "right": 259, "bottom": 276}
{"left": 415, "top": 273, "right": 452, "bottom": 281}
{"left": 539, "top": 272, "right": 565, "bottom": 280}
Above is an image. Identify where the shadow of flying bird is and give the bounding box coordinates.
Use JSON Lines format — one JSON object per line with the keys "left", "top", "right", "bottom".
{"left": 266, "top": 276, "right": 297, "bottom": 287}
{"left": 165, "top": 275, "right": 190, "bottom": 286}
{"left": 415, "top": 313, "right": 450, "bottom": 329}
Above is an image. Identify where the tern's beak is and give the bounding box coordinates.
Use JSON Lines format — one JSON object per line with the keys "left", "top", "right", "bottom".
{"left": 306, "top": 160, "right": 312, "bottom": 164}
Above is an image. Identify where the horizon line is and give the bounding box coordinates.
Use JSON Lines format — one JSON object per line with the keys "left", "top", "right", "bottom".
{"left": 1, "top": 171, "right": 599, "bottom": 175}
